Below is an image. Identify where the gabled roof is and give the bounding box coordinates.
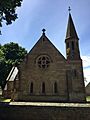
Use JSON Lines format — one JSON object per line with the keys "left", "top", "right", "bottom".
{"left": 28, "top": 32, "right": 66, "bottom": 61}
{"left": 65, "top": 13, "right": 79, "bottom": 40}
{"left": 6, "top": 66, "right": 18, "bottom": 82}
{"left": 86, "top": 82, "right": 90, "bottom": 88}
{"left": 4, "top": 67, "right": 18, "bottom": 90}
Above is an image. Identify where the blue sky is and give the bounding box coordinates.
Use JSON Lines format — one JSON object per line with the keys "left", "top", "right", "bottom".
{"left": 0, "top": 0, "right": 90, "bottom": 85}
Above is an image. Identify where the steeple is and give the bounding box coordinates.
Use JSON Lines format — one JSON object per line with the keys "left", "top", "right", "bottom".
{"left": 65, "top": 10, "right": 80, "bottom": 60}
{"left": 65, "top": 13, "right": 79, "bottom": 41}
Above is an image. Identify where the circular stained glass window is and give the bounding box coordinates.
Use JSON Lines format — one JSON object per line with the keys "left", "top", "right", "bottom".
{"left": 37, "top": 55, "right": 50, "bottom": 69}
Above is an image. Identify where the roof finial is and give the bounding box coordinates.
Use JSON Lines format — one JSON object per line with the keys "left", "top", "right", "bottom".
{"left": 68, "top": 6, "right": 71, "bottom": 13}
{"left": 42, "top": 28, "right": 46, "bottom": 35}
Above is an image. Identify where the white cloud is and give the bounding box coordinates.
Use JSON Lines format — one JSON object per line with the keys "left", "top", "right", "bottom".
{"left": 83, "top": 68, "right": 90, "bottom": 86}
{"left": 82, "top": 56, "right": 90, "bottom": 86}
{"left": 82, "top": 56, "right": 90, "bottom": 68}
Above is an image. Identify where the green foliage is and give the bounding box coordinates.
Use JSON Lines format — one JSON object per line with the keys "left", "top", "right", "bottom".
{"left": 0, "top": 0, "right": 23, "bottom": 33}
{"left": 86, "top": 96, "right": 90, "bottom": 102}
{"left": 0, "top": 48, "right": 4, "bottom": 60}
{"left": 0, "top": 42, "right": 27, "bottom": 89}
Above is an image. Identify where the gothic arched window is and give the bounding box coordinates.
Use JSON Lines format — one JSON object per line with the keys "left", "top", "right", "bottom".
{"left": 30, "top": 82, "right": 33, "bottom": 93}
{"left": 54, "top": 82, "right": 58, "bottom": 93}
{"left": 74, "top": 69, "right": 77, "bottom": 77}
{"left": 72, "top": 69, "right": 77, "bottom": 78}
{"left": 67, "top": 42, "right": 69, "bottom": 49}
{"left": 42, "top": 82, "right": 45, "bottom": 94}
{"left": 72, "top": 41, "right": 74, "bottom": 50}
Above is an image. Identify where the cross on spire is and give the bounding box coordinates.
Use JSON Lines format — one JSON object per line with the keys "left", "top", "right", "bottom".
{"left": 42, "top": 29, "right": 46, "bottom": 35}
{"left": 68, "top": 6, "right": 71, "bottom": 13}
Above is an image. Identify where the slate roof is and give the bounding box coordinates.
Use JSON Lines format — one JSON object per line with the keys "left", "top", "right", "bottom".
{"left": 65, "top": 13, "right": 79, "bottom": 40}
{"left": 4, "top": 67, "right": 18, "bottom": 90}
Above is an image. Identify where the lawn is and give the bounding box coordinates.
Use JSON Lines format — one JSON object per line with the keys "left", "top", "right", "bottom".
{"left": 0, "top": 95, "right": 11, "bottom": 102}
{"left": 86, "top": 96, "right": 90, "bottom": 102}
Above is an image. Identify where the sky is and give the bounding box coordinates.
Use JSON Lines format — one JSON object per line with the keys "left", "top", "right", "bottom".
{"left": 0, "top": 0, "right": 90, "bottom": 85}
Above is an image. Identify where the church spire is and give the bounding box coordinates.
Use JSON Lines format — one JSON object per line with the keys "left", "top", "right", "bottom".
{"left": 65, "top": 11, "right": 79, "bottom": 40}
{"left": 65, "top": 9, "right": 80, "bottom": 60}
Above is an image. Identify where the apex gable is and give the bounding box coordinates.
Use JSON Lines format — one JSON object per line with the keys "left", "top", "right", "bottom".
{"left": 28, "top": 32, "right": 65, "bottom": 62}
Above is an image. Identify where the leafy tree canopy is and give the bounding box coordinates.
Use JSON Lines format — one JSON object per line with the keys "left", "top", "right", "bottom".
{"left": 0, "top": 47, "right": 4, "bottom": 60}
{"left": 0, "top": 42, "right": 27, "bottom": 89}
{"left": 0, "top": 0, "right": 23, "bottom": 34}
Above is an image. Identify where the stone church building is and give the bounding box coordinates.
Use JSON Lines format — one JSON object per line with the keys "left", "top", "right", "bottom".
{"left": 3, "top": 13, "right": 86, "bottom": 102}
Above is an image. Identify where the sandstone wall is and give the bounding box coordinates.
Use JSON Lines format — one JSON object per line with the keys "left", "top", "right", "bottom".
{"left": 0, "top": 103, "right": 90, "bottom": 120}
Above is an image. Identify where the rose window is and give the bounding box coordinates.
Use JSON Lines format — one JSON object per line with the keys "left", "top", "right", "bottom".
{"left": 37, "top": 55, "right": 50, "bottom": 68}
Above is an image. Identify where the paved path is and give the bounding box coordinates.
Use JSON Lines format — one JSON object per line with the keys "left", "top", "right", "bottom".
{"left": 9, "top": 102, "right": 90, "bottom": 107}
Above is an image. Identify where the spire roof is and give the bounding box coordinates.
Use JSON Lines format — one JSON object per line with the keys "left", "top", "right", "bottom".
{"left": 65, "top": 13, "right": 79, "bottom": 40}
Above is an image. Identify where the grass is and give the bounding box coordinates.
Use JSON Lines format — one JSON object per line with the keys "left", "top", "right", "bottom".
{"left": 0, "top": 95, "right": 11, "bottom": 102}
{"left": 86, "top": 96, "right": 90, "bottom": 102}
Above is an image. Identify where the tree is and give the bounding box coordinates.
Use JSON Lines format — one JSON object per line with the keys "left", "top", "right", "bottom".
{"left": 0, "top": 45, "right": 4, "bottom": 60}
{"left": 0, "top": 42, "right": 27, "bottom": 89}
{"left": 0, "top": 0, "right": 23, "bottom": 34}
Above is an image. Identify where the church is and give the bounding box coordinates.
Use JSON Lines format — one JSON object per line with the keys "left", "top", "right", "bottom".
{"left": 3, "top": 12, "right": 86, "bottom": 102}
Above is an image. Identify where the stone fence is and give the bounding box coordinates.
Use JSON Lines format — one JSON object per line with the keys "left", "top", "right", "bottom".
{"left": 0, "top": 102, "right": 90, "bottom": 120}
